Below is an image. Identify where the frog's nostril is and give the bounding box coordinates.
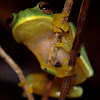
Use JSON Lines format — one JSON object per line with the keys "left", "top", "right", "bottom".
{"left": 6, "top": 14, "right": 13, "bottom": 28}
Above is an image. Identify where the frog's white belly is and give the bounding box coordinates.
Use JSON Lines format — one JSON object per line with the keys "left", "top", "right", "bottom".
{"left": 25, "top": 35, "right": 70, "bottom": 66}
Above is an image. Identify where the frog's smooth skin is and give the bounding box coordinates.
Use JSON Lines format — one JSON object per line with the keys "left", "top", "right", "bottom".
{"left": 7, "top": 2, "right": 94, "bottom": 98}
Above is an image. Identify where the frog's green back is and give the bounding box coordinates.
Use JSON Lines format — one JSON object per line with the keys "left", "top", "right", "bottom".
{"left": 69, "top": 22, "right": 94, "bottom": 78}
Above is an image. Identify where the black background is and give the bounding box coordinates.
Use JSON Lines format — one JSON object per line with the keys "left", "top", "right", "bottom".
{"left": 0, "top": 0, "right": 100, "bottom": 100}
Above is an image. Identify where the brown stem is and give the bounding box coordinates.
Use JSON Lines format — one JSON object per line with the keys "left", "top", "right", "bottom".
{"left": 63, "top": 0, "right": 73, "bottom": 13}
{"left": 42, "top": 32, "right": 60, "bottom": 100}
{"left": 48, "top": 32, "right": 60, "bottom": 65}
{"left": 0, "top": 46, "right": 35, "bottom": 100}
{"left": 59, "top": 0, "right": 91, "bottom": 100}
{"left": 41, "top": 79, "right": 52, "bottom": 100}
{"left": 62, "top": 0, "right": 73, "bottom": 25}
{"left": 59, "top": 77, "right": 71, "bottom": 100}
{"left": 69, "top": 0, "right": 91, "bottom": 66}
{"left": 42, "top": 74, "right": 54, "bottom": 100}
{"left": 42, "top": 0, "right": 74, "bottom": 100}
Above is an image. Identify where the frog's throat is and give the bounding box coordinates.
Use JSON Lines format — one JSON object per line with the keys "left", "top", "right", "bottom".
{"left": 12, "top": 17, "right": 53, "bottom": 43}
{"left": 12, "top": 16, "right": 53, "bottom": 37}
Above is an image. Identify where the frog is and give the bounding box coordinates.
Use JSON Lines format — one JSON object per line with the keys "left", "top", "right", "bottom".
{"left": 6, "top": 1, "right": 94, "bottom": 98}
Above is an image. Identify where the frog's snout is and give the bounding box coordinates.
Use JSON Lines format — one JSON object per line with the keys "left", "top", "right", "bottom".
{"left": 6, "top": 14, "right": 14, "bottom": 29}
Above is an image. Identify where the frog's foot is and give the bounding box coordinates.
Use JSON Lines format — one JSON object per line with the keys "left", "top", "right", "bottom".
{"left": 21, "top": 87, "right": 33, "bottom": 98}
{"left": 52, "top": 12, "right": 70, "bottom": 32}
{"left": 18, "top": 81, "right": 25, "bottom": 87}
{"left": 68, "top": 86, "right": 83, "bottom": 98}
{"left": 55, "top": 36, "right": 71, "bottom": 52}
{"left": 18, "top": 81, "right": 33, "bottom": 94}
{"left": 61, "top": 58, "right": 74, "bottom": 76}
{"left": 22, "top": 92, "right": 27, "bottom": 98}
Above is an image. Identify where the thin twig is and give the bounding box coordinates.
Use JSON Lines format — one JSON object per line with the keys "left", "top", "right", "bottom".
{"left": 48, "top": 0, "right": 74, "bottom": 64}
{"left": 42, "top": 0, "right": 73, "bottom": 100}
{"left": 0, "top": 46, "right": 35, "bottom": 100}
{"left": 41, "top": 33, "right": 59, "bottom": 100}
{"left": 41, "top": 74, "right": 54, "bottom": 100}
{"left": 59, "top": 0, "right": 91, "bottom": 100}
{"left": 48, "top": 32, "right": 60, "bottom": 65}
{"left": 62, "top": 0, "right": 73, "bottom": 24}
{"left": 58, "top": 0, "right": 74, "bottom": 99}
{"left": 41, "top": 79, "right": 52, "bottom": 100}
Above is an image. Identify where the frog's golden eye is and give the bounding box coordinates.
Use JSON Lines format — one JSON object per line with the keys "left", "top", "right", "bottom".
{"left": 39, "top": 2, "right": 52, "bottom": 15}
{"left": 6, "top": 14, "right": 13, "bottom": 28}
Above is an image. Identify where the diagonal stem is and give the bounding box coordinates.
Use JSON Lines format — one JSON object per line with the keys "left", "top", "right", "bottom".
{"left": 42, "top": 0, "right": 74, "bottom": 100}
{"left": 59, "top": 0, "right": 91, "bottom": 100}
{"left": 0, "top": 46, "right": 35, "bottom": 100}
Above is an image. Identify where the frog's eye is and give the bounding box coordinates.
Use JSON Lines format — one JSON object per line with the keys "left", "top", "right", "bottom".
{"left": 6, "top": 14, "right": 13, "bottom": 28}
{"left": 39, "top": 2, "right": 52, "bottom": 15}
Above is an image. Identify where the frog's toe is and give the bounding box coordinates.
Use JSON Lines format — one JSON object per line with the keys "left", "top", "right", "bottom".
{"left": 52, "top": 12, "right": 70, "bottom": 32}
{"left": 62, "top": 59, "right": 74, "bottom": 71}
{"left": 22, "top": 92, "right": 27, "bottom": 98}
{"left": 55, "top": 42, "right": 63, "bottom": 48}
{"left": 53, "top": 24, "right": 62, "bottom": 32}
{"left": 55, "top": 38, "right": 71, "bottom": 52}
{"left": 68, "top": 86, "right": 83, "bottom": 98}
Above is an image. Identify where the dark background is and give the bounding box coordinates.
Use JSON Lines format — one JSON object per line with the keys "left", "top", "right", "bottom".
{"left": 0, "top": 0, "right": 100, "bottom": 100}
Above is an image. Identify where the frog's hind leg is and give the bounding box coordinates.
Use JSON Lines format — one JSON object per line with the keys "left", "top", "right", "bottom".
{"left": 19, "top": 73, "right": 84, "bottom": 98}
{"left": 18, "top": 73, "right": 47, "bottom": 97}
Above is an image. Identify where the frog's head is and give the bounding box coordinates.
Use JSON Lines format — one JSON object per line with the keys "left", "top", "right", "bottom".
{"left": 6, "top": 2, "right": 54, "bottom": 43}
{"left": 6, "top": 2, "right": 61, "bottom": 77}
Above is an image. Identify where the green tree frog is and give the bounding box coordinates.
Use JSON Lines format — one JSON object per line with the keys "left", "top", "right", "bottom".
{"left": 6, "top": 2, "right": 94, "bottom": 98}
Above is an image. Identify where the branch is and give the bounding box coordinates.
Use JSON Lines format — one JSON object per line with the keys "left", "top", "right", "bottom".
{"left": 59, "top": 0, "right": 91, "bottom": 100}
{"left": 42, "top": 0, "right": 73, "bottom": 100}
{"left": 41, "top": 31, "right": 60, "bottom": 100}
{"left": 41, "top": 74, "right": 54, "bottom": 100}
{"left": 0, "top": 46, "right": 35, "bottom": 100}
{"left": 62, "top": 0, "right": 73, "bottom": 24}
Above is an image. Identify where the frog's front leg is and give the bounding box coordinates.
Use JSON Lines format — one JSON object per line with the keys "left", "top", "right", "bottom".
{"left": 52, "top": 12, "right": 75, "bottom": 76}
{"left": 52, "top": 12, "right": 70, "bottom": 32}
{"left": 61, "top": 58, "right": 74, "bottom": 76}
{"left": 21, "top": 73, "right": 83, "bottom": 98}
{"left": 52, "top": 12, "right": 74, "bottom": 52}
{"left": 55, "top": 36, "right": 71, "bottom": 52}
